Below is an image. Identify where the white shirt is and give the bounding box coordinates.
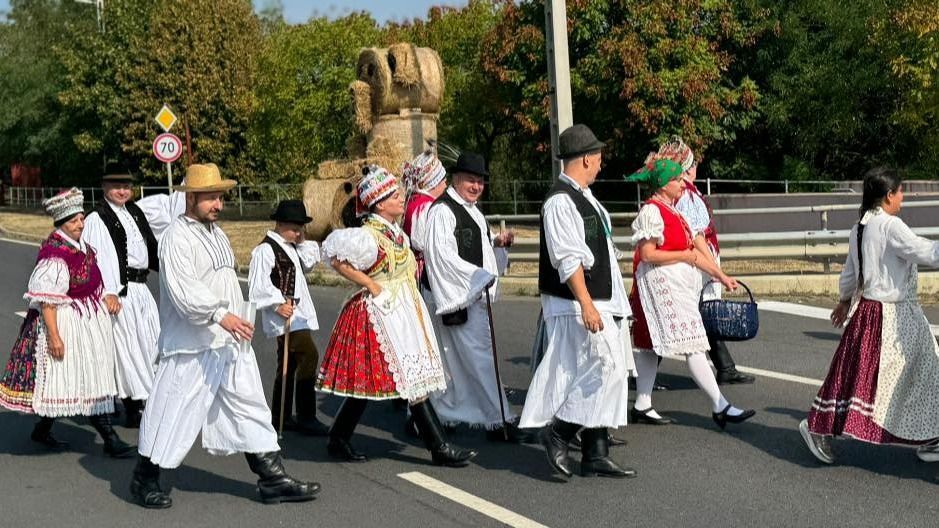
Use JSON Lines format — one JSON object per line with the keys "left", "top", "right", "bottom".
{"left": 839, "top": 208, "right": 939, "bottom": 302}
{"left": 674, "top": 184, "right": 710, "bottom": 240}
{"left": 82, "top": 199, "right": 150, "bottom": 296}
{"left": 248, "top": 231, "right": 321, "bottom": 337}
{"left": 540, "top": 173, "right": 629, "bottom": 318}
{"left": 157, "top": 215, "right": 242, "bottom": 356}
{"left": 424, "top": 187, "right": 503, "bottom": 315}
{"left": 137, "top": 190, "right": 186, "bottom": 243}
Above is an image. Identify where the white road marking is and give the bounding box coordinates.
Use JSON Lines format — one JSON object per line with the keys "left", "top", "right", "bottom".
{"left": 664, "top": 356, "right": 824, "bottom": 387}
{"left": 0, "top": 237, "right": 40, "bottom": 247}
{"left": 759, "top": 300, "right": 939, "bottom": 336}
{"left": 398, "top": 471, "right": 549, "bottom": 528}
{"left": 15, "top": 311, "right": 26, "bottom": 319}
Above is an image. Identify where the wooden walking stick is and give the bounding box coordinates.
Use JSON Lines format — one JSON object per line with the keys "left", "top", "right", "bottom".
{"left": 277, "top": 298, "right": 294, "bottom": 439}
{"left": 484, "top": 287, "right": 509, "bottom": 441}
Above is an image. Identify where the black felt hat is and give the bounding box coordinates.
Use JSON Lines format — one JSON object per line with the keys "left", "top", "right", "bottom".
{"left": 557, "top": 124, "right": 606, "bottom": 159}
{"left": 270, "top": 199, "right": 312, "bottom": 225}
{"left": 451, "top": 151, "right": 489, "bottom": 179}
{"left": 101, "top": 162, "right": 135, "bottom": 183}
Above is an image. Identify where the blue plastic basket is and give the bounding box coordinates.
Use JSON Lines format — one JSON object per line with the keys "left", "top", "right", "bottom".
{"left": 699, "top": 280, "right": 759, "bottom": 341}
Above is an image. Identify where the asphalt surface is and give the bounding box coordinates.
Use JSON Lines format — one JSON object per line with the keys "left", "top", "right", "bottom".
{"left": 1, "top": 237, "right": 938, "bottom": 527}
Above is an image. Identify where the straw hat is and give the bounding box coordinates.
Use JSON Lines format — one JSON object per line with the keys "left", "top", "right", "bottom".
{"left": 173, "top": 163, "right": 237, "bottom": 192}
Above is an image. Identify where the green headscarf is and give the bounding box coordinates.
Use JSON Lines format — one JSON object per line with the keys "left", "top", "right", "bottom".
{"left": 624, "top": 158, "right": 683, "bottom": 189}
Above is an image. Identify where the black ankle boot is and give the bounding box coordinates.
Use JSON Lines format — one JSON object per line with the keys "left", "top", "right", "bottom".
{"left": 88, "top": 413, "right": 136, "bottom": 458}
{"left": 294, "top": 380, "right": 329, "bottom": 436}
{"left": 30, "top": 417, "right": 69, "bottom": 449}
{"left": 708, "top": 338, "right": 755, "bottom": 385}
{"left": 327, "top": 398, "right": 368, "bottom": 462}
{"left": 409, "top": 401, "right": 477, "bottom": 467}
{"left": 580, "top": 428, "right": 636, "bottom": 478}
{"left": 122, "top": 398, "right": 143, "bottom": 429}
{"left": 245, "top": 451, "right": 320, "bottom": 504}
{"left": 130, "top": 455, "right": 172, "bottom": 509}
{"left": 540, "top": 418, "right": 580, "bottom": 478}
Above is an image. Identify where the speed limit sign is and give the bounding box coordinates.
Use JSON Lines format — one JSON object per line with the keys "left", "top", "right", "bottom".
{"left": 153, "top": 133, "right": 183, "bottom": 163}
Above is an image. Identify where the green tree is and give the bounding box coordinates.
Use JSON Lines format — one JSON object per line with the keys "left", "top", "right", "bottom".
{"left": 248, "top": 13, "right": 382, "bottom": 182}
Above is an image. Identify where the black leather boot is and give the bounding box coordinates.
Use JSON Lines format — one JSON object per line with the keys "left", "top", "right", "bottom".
{"left": 580, "top": 428, "right": 636, "bottom": 478}
{"left": 89, "top": 413, "right": 136, "bottom": 458}
{"left": 708, "top": 337, "right": 755, "bottom": 385}
{"left": 122, "top": 398, "right": 143, "bottom": 429}
{"left": 485, "top": 421, "right": 539, "bottom": 444}
{"left": 130, "top": 455, "right": 172, "bottom": 509}
{"left": 30, "top": 417, "right": 69, "bottom": 449}
{"left": 294, "top": 379, "right": 329, "bottom": 436}
{"left": 409, "top": 401, "right": 477, "bottom": 467}
{"left": 245, "top": 451, "right": 320, "bottom": 504}
{"left": 540, "top": 418, "right": 580, "bottom": 478}
{"left": 327, "top": 398, "right": 368, "bottom": 462}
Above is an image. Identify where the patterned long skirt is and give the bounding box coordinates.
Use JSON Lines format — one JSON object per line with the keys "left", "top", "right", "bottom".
{"left": 0, "top": 310, "right": 41, "bottom": 412}
{"left": 316, "top": 292, "right": 399, "bottom": 400}
{"left": 807, "top": 299, "right": 933, "bottom": 445}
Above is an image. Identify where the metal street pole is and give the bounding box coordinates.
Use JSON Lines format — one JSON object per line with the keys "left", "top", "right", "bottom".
{"left": 545, "top": 0, "right": 574, "bottom": 178}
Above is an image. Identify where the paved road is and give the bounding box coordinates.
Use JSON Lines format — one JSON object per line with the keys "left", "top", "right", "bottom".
{"left": 1, "top": 237, "right": 938, "bottom": 527}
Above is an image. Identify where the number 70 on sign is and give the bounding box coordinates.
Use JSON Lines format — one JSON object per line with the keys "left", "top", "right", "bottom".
{"left": 153, "top": 133, "right": 183, "bottom": 163}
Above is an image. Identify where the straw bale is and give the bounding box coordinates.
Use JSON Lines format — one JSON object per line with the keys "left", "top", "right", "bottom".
{"left": 356, "top": 45, "right": 444, "bottom": 116}
{"left": 350, "top": 80, "right": 373, "bottom": 134}
{"left": 345, "top": 134, "right": 367, "bottom": 159}
{"left": 302, "top": 177, "right": 346, "bottom": 241}
{"left": 329, "top": 176, "right": 359, "bottom": 231}
{"left": 388, "top": 42, "right": 420, "bottom": 86}
{"left": 366, "top": 136, "right": 411, "bottom": 174}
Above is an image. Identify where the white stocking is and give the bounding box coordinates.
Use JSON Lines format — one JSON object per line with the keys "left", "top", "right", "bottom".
{"left": 633, "top": 349, "right": 660, "bottom": 417}
{"left": 686, "top": 353, "right": 742, "bottom": 415}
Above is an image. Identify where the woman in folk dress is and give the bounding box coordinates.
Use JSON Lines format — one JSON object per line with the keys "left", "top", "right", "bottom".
{"left": 316, "top": 165, "right": 477, "bottom": 467}
{"left": 0, "top": 187, "right": 135, "bottom": 457}
{"left": 799, "top": 167, "right": 939, "bottom": 465}
{"left": 626, "top": 159, "right": 755, "bottom": 429}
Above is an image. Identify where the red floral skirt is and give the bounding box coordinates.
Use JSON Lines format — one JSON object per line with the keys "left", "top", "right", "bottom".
{"left": 316, "top": 292, "right": 399, "bottom": 400}
{"left": 628, "top": 288, "right": 653, "bottom": 350}
{"left": 807, "top": 299, "right": 923, "bottom": 445}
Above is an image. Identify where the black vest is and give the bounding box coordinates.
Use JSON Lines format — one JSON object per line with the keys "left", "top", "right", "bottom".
{"left": 431, "top": 191, "right": 490, "bottom": 268}
{"left": 538, "top": 180, "right": 612, "bottom": 300}
{"left": 93, "top": 200, "right": 159, "bottom": 296}
{"left": 262, "top": 236, "right": 298, "bottom": 300}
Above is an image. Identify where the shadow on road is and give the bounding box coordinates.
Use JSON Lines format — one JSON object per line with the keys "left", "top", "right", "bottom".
{"left": 803, "top": 331, "right": 842, "bottom": 341}
{"left": 0, "top": 413, "right": 100, "bottom": 456}
{"left": 665, "top": 409, "right": 937, "bottom": 484}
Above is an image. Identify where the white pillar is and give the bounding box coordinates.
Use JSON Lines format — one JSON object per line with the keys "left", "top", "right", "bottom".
{"left": 545, "top": 0, "right": 573, "bottom": 178}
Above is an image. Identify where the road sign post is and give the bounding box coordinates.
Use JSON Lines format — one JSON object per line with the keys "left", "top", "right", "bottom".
{"left": 154, "top": 104, "right": 181, "bottom": 192}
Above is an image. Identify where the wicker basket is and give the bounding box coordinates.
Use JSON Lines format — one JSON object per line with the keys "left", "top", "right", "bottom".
{"left": 699, "top": 280, "right": 759, "bottom": 342}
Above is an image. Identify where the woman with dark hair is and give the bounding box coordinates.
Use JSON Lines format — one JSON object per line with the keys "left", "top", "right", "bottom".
{"left": 800, "top": 167, "right": 939, "bottom": 464}
{"left": 0, "top": 187, "right": 134, "bottom": 457}
{"left": 316, "top": 165, "right": 477, "bottom": 467}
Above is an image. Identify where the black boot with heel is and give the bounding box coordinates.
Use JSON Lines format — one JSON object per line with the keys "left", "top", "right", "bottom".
{"left": 409, "top": 401, "right": 477, "bottom": 467}
{"left": 88, "top": 413, "right": 136, "bottom": 458}
{"left": 579, "top": 428, "right": 636, "bottom": 478}
{"left": 245, "top": 451, "right": 320, "bottom": 504}
{"left": 327, "top": 398, "right": 368, "bottom": 462}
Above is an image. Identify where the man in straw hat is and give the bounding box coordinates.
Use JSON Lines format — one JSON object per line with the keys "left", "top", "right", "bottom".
{"left": 421, "top": 152, "right": 531, "bottom": 442}
{"left": 248, "top": 199, "right": 329, "bottom": 436}
{"left": 131, "top": 164, "right": 319, "bottom": 509}
{"left": 519, "top": 124, "right": 637, "bottom": 479}
{"left": 82, "top": 163, "right": 161, "bottom": 428}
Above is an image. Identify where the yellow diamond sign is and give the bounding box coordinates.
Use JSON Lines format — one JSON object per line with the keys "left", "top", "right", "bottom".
{"left": 154, "top": 104, "right": 177, "bottom": 132}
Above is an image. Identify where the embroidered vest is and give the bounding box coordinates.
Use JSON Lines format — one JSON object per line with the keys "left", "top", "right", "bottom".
{"left": 261, "top": 235, "right": 297, "bottom": 299}
{"left": 36, "top": 232, "right": 104, "bottom": 312}
{"left": 431, "top": 191, "right": 489, "bottom": 268}
{"left": 538, "top": 180, "right": 613, "bottom": 301}
{"left": 92, "top": 200, "right": 159, "bottom": 295}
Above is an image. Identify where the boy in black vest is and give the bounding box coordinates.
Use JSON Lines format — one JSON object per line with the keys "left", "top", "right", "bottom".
{"left": 82, "top": 164, "right": 160, "bottom": 430}
{"left": 519, "top": 124, "right": 636, "bottom": 479}
{"left": 248, "top": 200, "right": 328, "bottom": 436}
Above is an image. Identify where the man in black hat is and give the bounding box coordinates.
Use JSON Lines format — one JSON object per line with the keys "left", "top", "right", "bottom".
{"left": 519, "top": 124, "right": 636, "bottom": 479}
{"left": 248, "top": 199, "right": 329, "bottom": 436}
{"left": 422, "top": 152, "right": 532, "bottom": 442}
{"left": 82, "top": 164, "right": 160, "bottom": 429}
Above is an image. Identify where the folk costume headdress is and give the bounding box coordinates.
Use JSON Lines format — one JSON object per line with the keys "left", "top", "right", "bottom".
{"left": 42, "top": 187, "right": 85, "bottom": 227}
{"left": 402, "top": 149, "right": 446, "bottom": 197}
{"left": 625, "top": 156, "right": 684, "bottom": 190}
{"left": 656, "top": 135, "right": 695, "bottom": 172}
{"left": 355, "top": 165, "right": 398, "bottom": 217}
